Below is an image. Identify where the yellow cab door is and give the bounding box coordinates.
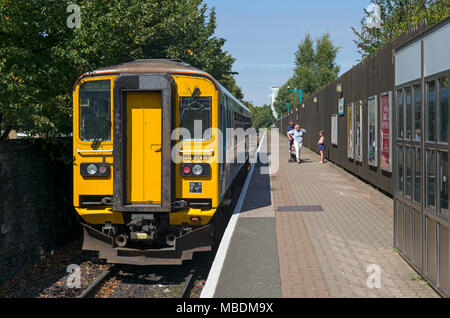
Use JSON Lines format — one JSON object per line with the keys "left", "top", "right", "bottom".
{"left": 126, "top": 92, "right": 162, "bottom": 204}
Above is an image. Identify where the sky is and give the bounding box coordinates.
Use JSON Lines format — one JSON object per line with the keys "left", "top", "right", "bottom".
{"left": 203, "top": 0, "right": 372, "bottom": 106}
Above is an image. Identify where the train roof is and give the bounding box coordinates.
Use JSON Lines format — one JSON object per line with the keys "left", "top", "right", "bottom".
{"left": 91, "top": 59, "right": 208, "bottom": 76}
{"left": 79, "top": 59, "right": 251, "bottom": 116}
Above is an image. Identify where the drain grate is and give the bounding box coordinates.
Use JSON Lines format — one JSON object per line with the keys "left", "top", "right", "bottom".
{"left": 277, "top": 205, "right": 324, "bottom": 212}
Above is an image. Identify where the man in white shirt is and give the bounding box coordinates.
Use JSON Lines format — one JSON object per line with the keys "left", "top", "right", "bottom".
{"left": 287, "top": 125, "right": 307, "bottom": 164}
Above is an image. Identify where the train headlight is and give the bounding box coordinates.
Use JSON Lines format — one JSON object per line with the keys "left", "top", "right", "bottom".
{"left": 81, "top": 163, "right": 110, "bottom": 177}
{"left": 87, "top": 164, "right": 98, "bottom": 175}
{"left": 183, "top": 166, "right": 191, "bottom": 174}
{"left": 181, "top": 163, "right": 210, "bottom": 177}
{"left": 192, "top": 164, "right": 203, "bottom": 176}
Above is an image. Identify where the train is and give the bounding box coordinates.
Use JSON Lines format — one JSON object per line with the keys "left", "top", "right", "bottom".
{"left": 72, "top": 59, "right": 252, "bottom": 265}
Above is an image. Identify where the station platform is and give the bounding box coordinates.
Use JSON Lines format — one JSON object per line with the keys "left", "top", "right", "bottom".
{"left": 201, "top": 136, "right": 440, "bottom": 298}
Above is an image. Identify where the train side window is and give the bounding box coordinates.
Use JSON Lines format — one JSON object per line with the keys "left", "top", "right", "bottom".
{"left": 180, "top": 96, "right": 212, "bottom": 140}
{"left": 79, "top": 80, "right": 111, "bottom": 142}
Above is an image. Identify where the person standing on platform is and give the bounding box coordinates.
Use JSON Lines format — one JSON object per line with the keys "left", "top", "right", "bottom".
{"left": 286, "top": 121, "right": 295, "bottom": 154}
{"left": 317, "top": 130, "right": 326, "bottom": 164}
{"left": 287, "top": 125, "right": 307, "bottom": 164}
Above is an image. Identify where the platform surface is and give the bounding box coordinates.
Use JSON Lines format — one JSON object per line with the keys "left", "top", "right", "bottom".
{"left": 208, "top": 136, "right": 440, "bottom": 298}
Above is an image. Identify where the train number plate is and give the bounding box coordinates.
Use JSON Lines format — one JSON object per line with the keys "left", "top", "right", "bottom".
{"left": 189, "top": 182, "right": 202, "bottom": 193}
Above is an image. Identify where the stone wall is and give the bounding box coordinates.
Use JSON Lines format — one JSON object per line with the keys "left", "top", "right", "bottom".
{"left": 0, "top": 138, "right": 80, "bottom": 283}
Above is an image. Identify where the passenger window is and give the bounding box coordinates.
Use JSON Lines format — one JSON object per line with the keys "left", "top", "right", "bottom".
{"left": 439, "top": 151, "right": 448, "bottom": 218}
{"left": 427, "top": 81, "right": 436, "bottom": 142}
{"left": 414, "top": 147, "right": 421, "bottom": 203}
{"left": 439, "top": 77, "right": 448, "bottom": 143}
{"left": 79, "top": 80, "right": 111, "bottom": 142}
{"left": 414, "top": 85, "right": 421, "bottom": 141}
{"left": 397, "top": 145, "right": 404, "bottom": 195}
{"left": 426, "top": 149, "right": 436, "bottom": 211}
{"left": 180, "top": 97, "right": 212, "bottom": 140}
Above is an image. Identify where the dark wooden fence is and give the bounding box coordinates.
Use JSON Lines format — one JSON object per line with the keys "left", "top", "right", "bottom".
{"left": 277, "top": 23, "right": 427, "bottom": 195}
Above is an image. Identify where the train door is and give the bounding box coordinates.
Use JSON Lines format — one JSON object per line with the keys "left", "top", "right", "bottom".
{"left": 126, "top": 92, "right": 162, "bottom": 204}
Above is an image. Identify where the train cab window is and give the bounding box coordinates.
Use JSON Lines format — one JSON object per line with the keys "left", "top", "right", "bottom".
{"left": 79, "top": 80, "right": 111, "bottom": 142}
{"left": 180, "top": 96, "right": 211, "bottom": 140}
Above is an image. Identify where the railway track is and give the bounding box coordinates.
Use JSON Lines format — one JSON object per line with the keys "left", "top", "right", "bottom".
{"left": 77, "top": 264, "right": 200, "bottom": 298}
{"left": 76, "top": 148, "right": 253, "bottom": 299}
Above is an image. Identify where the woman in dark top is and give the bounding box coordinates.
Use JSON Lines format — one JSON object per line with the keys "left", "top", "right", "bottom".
{"left": 317, "top": 130, "right": 325, "bottom": 163}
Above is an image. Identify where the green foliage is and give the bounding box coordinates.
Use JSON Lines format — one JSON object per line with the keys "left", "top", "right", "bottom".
{"left": 0, "top": 0, "right": 243, "bottom": 138}
{"left": 352, "top": 0, "right": 449, "bottom": 57}
{"left": 274, "top": 33, "right": 340, "bottom": 118}
{"left": 246, "top": 102, "right": 275, "bottom": 130}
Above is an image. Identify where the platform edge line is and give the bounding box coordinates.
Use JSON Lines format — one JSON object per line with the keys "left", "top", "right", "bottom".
{"left": 200, "top": 132, "right": 265, "bottom": 298}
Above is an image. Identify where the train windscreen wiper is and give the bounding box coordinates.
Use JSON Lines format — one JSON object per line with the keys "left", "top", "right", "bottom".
{"left": 91, "top": 119, "right": 111, "bottom": 149}
{"left": 180, "top": 87, "right": 204, "bottom": 123}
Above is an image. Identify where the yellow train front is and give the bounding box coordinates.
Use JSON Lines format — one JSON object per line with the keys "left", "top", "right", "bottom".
{"left": 73, "top": 59, "right": 251, "bottom": 265}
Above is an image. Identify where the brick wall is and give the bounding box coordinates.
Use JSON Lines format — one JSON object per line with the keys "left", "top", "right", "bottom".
{"left": 0, "top": 139, "right": 80, "bottom": 283}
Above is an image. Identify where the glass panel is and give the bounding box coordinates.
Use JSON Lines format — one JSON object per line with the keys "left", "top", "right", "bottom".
{"left": 405, "top": 147, "right": 412, "bottom": 198}
{"left": 398, "top": 145, "right": 404, "bottom": 195}
{"left": 405, "top": 87, "right": 412, "bottom": 139}
{"left": 79, "top": 80, "right": 111, "bottom": 142}
{"left": 180, "top": 97, "right": 212, "bottom": 140}
{"left": 439, "top": 151, "right": 448, "bottom": 218}
{"left": 427, "top": 81, "right": 436, "bottom": 142}
{"left": 426, "top": 149, "right": 436, "bottom": 211}
{"left": 439, "top": 77, "right": 448, "bottom": 143}
{"left": 397, "top": 90, "right": 404, "bottom": 139}
{"left": 414, "top": 85, "right": 421, "bottom": 141}
{"left": 414, "top": 147, "right": 421, "bottom": 203}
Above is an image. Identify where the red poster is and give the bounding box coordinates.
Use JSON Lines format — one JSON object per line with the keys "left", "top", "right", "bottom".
{"left": 380, "top": 93, "right": 391, "bottom": 172}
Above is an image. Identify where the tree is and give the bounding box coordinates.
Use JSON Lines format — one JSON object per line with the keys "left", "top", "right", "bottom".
{"left": 274, "top": 33, "right": 340, "bottom": 118}
{"left": 314, "top": 34, "right": 340, "bottom": 88}
{"left": 246, "top": 102, "right": 275, "bottom": 130}
{"left": 352, "top": 0, "right": 449, "bottom": 57}
{"left": 0, "top": 0, "right": 244, "bottom": 139}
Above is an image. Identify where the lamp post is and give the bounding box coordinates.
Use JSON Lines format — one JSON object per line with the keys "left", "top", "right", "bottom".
{"left": 281, "top": 102, "right": 290, "bottom": 114}
{"left": 287, "top": 86, "right": 302, "bottom": 105}
{"left": 281, "top": 103, "right": 289, "bottom": 120}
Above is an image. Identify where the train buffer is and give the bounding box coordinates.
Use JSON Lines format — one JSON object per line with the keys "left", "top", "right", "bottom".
{"left": 201, "top": 136, "right": 440, "bottom": 298}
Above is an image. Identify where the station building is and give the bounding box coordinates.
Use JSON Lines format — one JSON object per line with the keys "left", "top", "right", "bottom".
{"left": 277, "top": 17, "right": 449, "bottom": 297}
